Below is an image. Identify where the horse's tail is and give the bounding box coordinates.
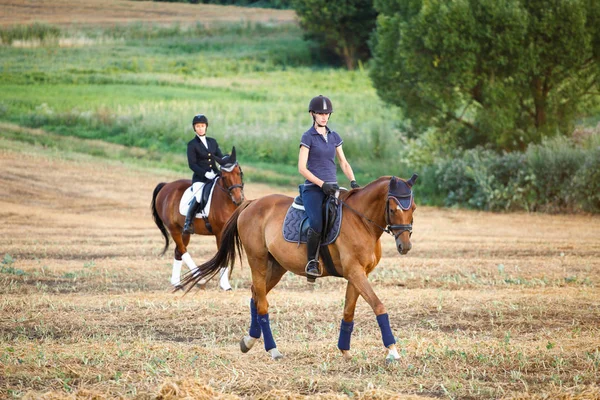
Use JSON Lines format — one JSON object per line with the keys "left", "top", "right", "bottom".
{"left": 151, "top": 182, "right": 169, "bottom": 256}
{"left": 181, "top": 199, "right": 254, "bottom": 293}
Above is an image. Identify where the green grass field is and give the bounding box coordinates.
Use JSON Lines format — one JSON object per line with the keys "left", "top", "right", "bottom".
{"left": 0, "top": 21, "right": 408, "bottom": 187}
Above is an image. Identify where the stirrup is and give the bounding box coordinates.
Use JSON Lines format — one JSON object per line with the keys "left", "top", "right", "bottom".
{"left": 183, "top": 219, "right": 195, "bottom": 234}
{"left": 305, "top": 260, "right": 321, "bottom": 282}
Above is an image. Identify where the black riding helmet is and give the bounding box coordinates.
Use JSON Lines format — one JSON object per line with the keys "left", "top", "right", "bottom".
{"left": 308, "top": 95, "right": 333, "bottom": 114}
{"left": 192, "top": 114, "right": 208, "bottom": 130}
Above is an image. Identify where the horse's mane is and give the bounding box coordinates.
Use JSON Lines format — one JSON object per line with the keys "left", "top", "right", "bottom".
{"left": 339, "top": 177, "right": 390, "bottom": 202}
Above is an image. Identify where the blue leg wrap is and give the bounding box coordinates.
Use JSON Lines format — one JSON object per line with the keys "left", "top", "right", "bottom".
{"left": 376, "top": 313, "right": 396, "bottom": 347}
{"left": 337, "top": 319, "right": 354, "bottom": 351}
{"left": 258, "top": 313, "right": 277, "bottom": 351}
{"left": 249, "top": 299, "right": 261, "bottom": 339}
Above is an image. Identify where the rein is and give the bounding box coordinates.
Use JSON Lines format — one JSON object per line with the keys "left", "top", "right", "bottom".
{"left": 339, "top": 193, "right": 413, "bottom": 239}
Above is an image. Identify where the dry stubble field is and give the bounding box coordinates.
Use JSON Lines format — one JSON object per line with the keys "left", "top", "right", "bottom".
{"left": 0, "top": 0, "right": 296, "bottom": 27}
{"left": 0, "top": 138, "right": 599, "bottom": 400}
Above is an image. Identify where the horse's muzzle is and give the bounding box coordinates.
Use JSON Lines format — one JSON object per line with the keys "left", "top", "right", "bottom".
{"left": 396, "top": 239, "right": 412, "bottom": 255}
{"left": 233, "top": 194, "right": 244, "bottom": 207}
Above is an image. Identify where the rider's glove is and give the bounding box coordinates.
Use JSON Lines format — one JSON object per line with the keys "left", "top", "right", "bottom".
{"left": 350, "top": 180, "right": 360, "bottom": 189}
{"left": 205, "top": 170, "right": 217, "bottom": 180}
{"left": 321, "top": 182, "right": 339, "bottom": 196}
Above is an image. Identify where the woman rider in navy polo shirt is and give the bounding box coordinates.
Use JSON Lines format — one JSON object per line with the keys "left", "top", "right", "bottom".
{"left": 298, "top": 95, "right": 360, "bottom": 278}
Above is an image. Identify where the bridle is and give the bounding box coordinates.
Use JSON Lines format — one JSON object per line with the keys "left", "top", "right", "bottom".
{"left": 339, "top": 181, "right": 413, "bottom": 239}
{"left": 218, "top": 162, "right": 244, "bottom": 204}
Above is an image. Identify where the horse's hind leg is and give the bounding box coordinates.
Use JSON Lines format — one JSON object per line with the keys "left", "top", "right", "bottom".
{"left": 215, "top": 235, "right": 232, "bottom": 291}
{"left": 171, "top": 230, "right": 206, "bottom": 288}
{"left": 240, "top": 254, "right": 286, "bottom": 360}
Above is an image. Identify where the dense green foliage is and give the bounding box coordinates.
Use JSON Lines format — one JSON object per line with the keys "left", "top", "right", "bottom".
{"left": 416, "top": 135, "right": 600, "bottom": 212}
{"left": 371, "top": 0, "right": 600, "bottom": 151}
{"left": 293, "top": 0, "right": 377, "bottom": 69}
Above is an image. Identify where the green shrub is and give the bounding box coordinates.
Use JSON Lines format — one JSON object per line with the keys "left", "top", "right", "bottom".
{"left": 526, "top": 137, "right": 585, "bottom": 212}
{"left": 573, "top": 147, "right": 600, "bottom": 213}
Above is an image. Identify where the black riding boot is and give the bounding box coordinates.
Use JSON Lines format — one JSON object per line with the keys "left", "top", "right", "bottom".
{"left": 183, "top": 198, "right": 200, "bottom": 234}
{"left": 305, "top": 228, "right": 322, "bottom": 279}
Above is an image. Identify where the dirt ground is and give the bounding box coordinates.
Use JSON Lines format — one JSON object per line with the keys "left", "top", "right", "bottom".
{"left": 0, "top": 142, "right": 599, "bottom": 399}
{"left": 0, "top": 0, "right": 297, "bottom": 27}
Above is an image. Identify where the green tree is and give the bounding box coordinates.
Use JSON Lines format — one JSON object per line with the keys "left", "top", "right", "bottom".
{"left": 293, "top": 0, "right": 377, "bottom": 69}
{"left": 370, "top": 0, "right": 600, "bottom": 151}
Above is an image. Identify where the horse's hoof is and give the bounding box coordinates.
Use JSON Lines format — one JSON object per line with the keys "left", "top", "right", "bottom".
{"left": 172, "top": 284, "right": 184, "bottom": 292}
{"left": 240, "top": 338, "right": 250, "bottom": 353}
{"left": 240, "top": 335, "right": 257, "bottom": 353}
{"left": 268, "top": 348, "right": 284, "bottom": 360}
{"left": 386, "top": 346, "right": 400, "bottom": 363}
{"left": 340, "top": 350, "right": 352, "bottom": 361}
{"left": 385, "top": 355, "right": 399, "bottom": 364}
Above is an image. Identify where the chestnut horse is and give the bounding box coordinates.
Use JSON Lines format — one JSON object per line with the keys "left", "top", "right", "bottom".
{"left": 180, "top": 174, "right": 418, "bottom": 361}
{"left": 151, "top": 147, "right": 244, "bottom": 291}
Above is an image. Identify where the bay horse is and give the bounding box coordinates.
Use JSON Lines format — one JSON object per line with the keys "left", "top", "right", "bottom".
{"left": 180, "top": 174, "right": 418, "bottom": 361}
{"left": 151, "top": 147, "right": 244, "bottom": 291}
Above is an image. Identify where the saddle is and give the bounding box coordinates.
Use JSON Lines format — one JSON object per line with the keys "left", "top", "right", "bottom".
{"left": 196, "top": 179, "right": 215, "bottom": 213}
{"left": 282, "top": 193, "right": 343, "bottom": 246}
{"left": 179, "top": 178, "right": 218, "bottom": 218}
{"left": 282, "top": 186, "right": 344, "bottom": 278}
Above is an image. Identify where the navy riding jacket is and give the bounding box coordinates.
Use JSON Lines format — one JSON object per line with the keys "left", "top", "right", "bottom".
{"left": 187, "top": 135, "right": 224, "bottom": 183}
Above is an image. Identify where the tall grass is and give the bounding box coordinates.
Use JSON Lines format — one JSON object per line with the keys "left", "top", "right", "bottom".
{"left": 0, "top": 21, "right": 408, "bottom": 186}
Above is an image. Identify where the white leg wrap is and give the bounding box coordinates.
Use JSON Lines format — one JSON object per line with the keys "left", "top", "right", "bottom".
{"left": 182, "top": 252, "right": 207, "bottom": 285}
{"left": 219, "top": 267, "right": 232, "bottom": 291}
{"left": 170, "top": 259, "right": 183, "bottom": 286}
{"left": 243, "top": 335, "right": 257, "bottom": 350}
{"left": 268, "top": 348, "right": 284, "bottom": 360}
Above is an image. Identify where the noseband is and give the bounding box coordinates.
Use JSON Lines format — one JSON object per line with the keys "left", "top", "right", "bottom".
{"left": 218, "top": 163, "right": 244, "bottom": 202}
{"left": 385, "top": 195, "right": 413, "bottom": 239}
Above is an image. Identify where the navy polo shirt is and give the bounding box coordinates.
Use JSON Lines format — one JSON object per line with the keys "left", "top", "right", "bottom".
{"left": 300, "top": 126, "right": 343, "bottom": 184}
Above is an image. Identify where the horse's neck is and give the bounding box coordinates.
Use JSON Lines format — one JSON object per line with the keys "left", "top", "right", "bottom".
{"left": 345, "top": 180, "right": 388, "bottom": 236}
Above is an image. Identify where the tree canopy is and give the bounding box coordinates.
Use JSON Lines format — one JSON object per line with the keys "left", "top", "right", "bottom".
{"left": 370, "top": 0, "right": 600, "bottom": 151}
{"left": 293, "top": 0, "right": 377, "bottom": 69}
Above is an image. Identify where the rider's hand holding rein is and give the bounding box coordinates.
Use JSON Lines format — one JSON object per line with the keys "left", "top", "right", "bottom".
{"left": 205, "top": 170, "right": 217, "bottom": 180}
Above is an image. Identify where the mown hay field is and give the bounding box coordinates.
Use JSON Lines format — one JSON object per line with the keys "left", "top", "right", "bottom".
{"left": 0, "top": 0, "right": 296, "bottom": 27}
{"left": 0, "top": 137, "right": 599, "bottom": 399}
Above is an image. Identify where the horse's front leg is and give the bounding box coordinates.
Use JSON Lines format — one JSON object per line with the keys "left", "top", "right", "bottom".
{"left": 346, "top": 269, "right": 400, "bottom": 362}
{"left": 338, "top": 282, "right": 360, "bottom": 360}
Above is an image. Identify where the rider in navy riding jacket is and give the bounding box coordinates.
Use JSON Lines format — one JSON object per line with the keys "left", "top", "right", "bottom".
{"left": 184, "top": 114, "right": 224, "bottom": 234}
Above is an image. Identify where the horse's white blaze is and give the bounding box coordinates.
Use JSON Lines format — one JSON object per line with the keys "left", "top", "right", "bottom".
{"left": 219, "top": 267, "right": 232, "bottom": 291}
{"left": 182, "top": 252, "right": 207, "bottom": 285}
{"left": 170, "top": 259, "right": 183, "bottom": 286}
{"left": 243, "top": 335, "right": 257, "bottom": 350}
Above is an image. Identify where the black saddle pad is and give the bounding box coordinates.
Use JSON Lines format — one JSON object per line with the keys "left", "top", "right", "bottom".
{"left": 282, "top": 200, "right": 343, "bottom": 245}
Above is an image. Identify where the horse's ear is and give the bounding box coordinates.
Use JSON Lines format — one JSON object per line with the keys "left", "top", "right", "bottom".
{"left": 389, "top": 176, "right": 399, "bottom": 192}
{"left": 406, "top": 173, "right": 418, "bottom": 187}
{"left": 229, "top": 146, "right": 236, "bottom": 163}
